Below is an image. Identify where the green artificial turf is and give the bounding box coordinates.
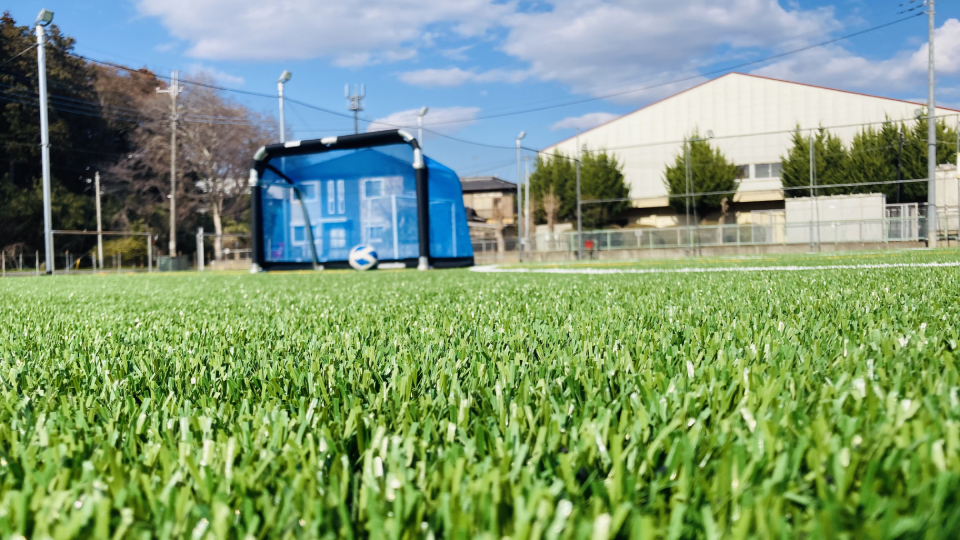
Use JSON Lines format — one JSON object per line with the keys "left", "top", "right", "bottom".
{"left": 1, "top": 249, "right": 959, "bottom": 539}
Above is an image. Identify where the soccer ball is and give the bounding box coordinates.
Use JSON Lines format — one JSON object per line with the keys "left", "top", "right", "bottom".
{"left": 348, "top": 245, "right": 378, "bottom": 271}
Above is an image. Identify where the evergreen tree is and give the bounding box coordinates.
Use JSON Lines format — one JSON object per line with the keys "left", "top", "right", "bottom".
{"left": 663, "top": 132, "right": 738, "bottom": 220}
{"left": 846, "top": 125, "right": 897, "bottom": 199}
{"left": 580, "top": 151, "right": 629, "bottom": 229}
{"left": 529, "top": 152, "right": 575, "bottom": 230}
{"left": 900, "top": 115, "right": 957, "bottom": 203}
{"left": 780, "top": 127, "right": 849, "bottom": 197}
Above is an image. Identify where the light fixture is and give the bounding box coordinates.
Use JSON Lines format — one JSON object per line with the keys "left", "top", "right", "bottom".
{"left": 419, "top": 106, "right": 429, "bottom": 117}
{"left": 279, "top": 70, "right": 292, "bottom": 83}
{"left": 706, "top": 130, "right": 715, "bottom": 139}
{"left": 915, "top": 108, "right": 924, "bottom": 120}
{"left": 517, "top": 131, "right": 526, "bottom": 141}
{"left": 35, "top": 9, "right": 54, "bottom": 26}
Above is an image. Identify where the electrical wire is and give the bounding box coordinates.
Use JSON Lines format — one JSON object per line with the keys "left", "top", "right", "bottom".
{"left": 62, "top": 12, "right": 924, "bottom": 133}
{"left": 0, "top": 44, "right": 38, "bottom": 69}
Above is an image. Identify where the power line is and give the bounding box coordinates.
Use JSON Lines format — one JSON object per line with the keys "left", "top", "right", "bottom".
{"left": 0, "top": 44, "right": 38, "bottom": 69}
{"left": 62, "top": 12, "right": 923, "bottom": 135}
{"left": 423, "top": 13, "right": 926, "bottom": 126}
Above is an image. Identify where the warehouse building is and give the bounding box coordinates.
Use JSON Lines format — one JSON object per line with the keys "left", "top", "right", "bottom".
{"left": 544, "top": 72, "right": 959, "bottom": 228}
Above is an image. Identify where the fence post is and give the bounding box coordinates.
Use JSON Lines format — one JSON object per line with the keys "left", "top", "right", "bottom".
{"left": 35, "top": 251, "right": 39, "bottom": 275}
{"left": 197, "top": 227, "right": 205, "bottom": 272}
{"left": 2, "top": 251, "right": 4, "bottom": 277}
{"left": 147, "top": 233, "right": 153, "bottom": 273}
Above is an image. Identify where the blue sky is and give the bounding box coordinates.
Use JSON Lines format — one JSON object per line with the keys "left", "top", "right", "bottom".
{"left": 8, "top": 0, "right": 960, "bottom": 181}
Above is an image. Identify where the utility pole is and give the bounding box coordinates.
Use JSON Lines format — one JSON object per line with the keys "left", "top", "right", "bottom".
{"left": 576, "top": 142, "right": 583, "bottom": 261}
{"left": 684, "top": 137, "right": 691, "bottom": 253}
{"left": 278, "top": 71, "right": 291, "bottom": 143}
{"left": 35, "top": 9, "right": 54, "bottom": 274}
{"left": 927, "top": 0, "right": 938, "bottom": 247}
{"left": 516, "top": 131, "right": 526, "bottom": 262}
{"left": 897, "top": 126, "right": 904, "bottom": 204}
{"left": 94, "top": 171, "right": 103, "bottom": 270}
{"left": 346, "top": 84, "right": 365, "bottom": 134}
{"left": 809, "top": 129, "right": 819, "bottom": 251}
{"left": 157, "top": 71, "right": 182, "bottom": 258}
{"left": 524, "top": 155, "right": 531, "bottom": 253}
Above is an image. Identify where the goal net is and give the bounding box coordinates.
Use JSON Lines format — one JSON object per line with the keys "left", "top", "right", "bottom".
{"left": 250, "top": 130, "right": 473, "bottom": 270}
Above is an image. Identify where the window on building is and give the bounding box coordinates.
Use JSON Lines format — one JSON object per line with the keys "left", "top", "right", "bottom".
{"left": 365, "top": 179, "right": 383, "bottom": 198}
{"left": 366, "top": 226, "right": 385, "bottom": 242}
{"left": 301, "top": 182, "right": 318, "bottom": 201}
{"left": 754, "top": 163, "right": 783, "bottom": 178}
{"left": 326, "top": 181, "right": 335, "bottom": 215}
{"left": 293, "top": 226, "right": 305, "bottom": 243}
{"left": 330, "top": 227, "right": 346, "bottom": 248}
{"left": 736, "top": 165, "right": 750, "bottom": 179}
{"left": 337, "top": 179, "right": 345, "bottom": 214}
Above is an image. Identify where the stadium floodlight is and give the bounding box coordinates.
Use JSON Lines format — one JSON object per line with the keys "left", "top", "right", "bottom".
{"left": 35, "top": 9, "right": 54, "bottom": 26}
{"left": 278, "top": 71, "right": 291, "bottom": 143}
{"left": 417, "top": 107, "right": 429, "bottom": 148}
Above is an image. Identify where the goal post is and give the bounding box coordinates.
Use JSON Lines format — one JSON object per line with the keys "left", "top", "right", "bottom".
{"left": 250, "top": 129, "right": 473, "bottom": 271}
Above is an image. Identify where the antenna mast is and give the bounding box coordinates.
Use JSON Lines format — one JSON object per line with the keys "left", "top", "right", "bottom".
{"left": 346, "top": 84, "right": 365, "bottom": 134}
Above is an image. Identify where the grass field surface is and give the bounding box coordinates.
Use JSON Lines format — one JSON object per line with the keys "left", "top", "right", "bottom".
{"left": 1, "top": 249, "right": 960, "bottom": 538}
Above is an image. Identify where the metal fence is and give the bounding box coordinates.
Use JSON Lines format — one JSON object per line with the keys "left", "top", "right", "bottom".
{"left": 472, "top": 214, "right": 959, "bottom": 261}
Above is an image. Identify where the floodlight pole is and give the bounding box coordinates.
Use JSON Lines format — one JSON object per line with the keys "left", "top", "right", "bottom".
{"left": 94, "top": 171, "right": 103, "bottom": 269}
{"left": 278, "top": 71, "right": 291, "bottom": 143}
{"left": 157, "top": 71, "right": 182, "bottom": 258}
{"left": 418, "top": 107, "right": 429, "bottom": 149}
{"left": 516, "top": 131, "right": 526, "bottom": 262}
{"left": 36, "top": 12, "right": 54, "bottom": 274}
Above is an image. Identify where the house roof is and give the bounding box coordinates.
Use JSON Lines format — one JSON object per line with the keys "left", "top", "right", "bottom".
{"left": 460, "top": 176, "right": 518, "bottom": 193}
{"left": 547, "top": 72, "right": 960, "bottom": 149}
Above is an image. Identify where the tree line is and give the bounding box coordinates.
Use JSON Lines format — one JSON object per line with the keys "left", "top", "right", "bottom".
{"left": 0, "top": 12, "right": 275, "bottom": 262}
{"left": 661, "top": 120, "right": 958, "bottom": 220}
{"left": 525, "top": 118, "right": 957, "bottom": 231}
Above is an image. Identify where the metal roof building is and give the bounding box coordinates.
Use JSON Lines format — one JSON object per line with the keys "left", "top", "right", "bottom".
{"left": 544, "top": 72, "right": 958, "bottom": 223}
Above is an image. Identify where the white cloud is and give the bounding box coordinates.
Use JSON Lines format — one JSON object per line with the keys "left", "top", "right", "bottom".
{"left": 551, "top": 112, "right": 619, "bottom": 131}
{"left": 136, "top": 0, "right": 512, "bottom": 64}
{"left": 399, "top": 67, "right": 529, "bottom": 87}
{"left": 187, "top": 64, "right": 245, "bottom": 86}
{"left": 500, "top": 0, "right": 838, "bottom": 100}
{"left": 751, "top": 19, "right": 960, "bottom": 92}
{"left": 441, "top": 46, "right": 474, "bottom": 62}
{"left": 366, "top": 106, "right": 482, "bottom": 134}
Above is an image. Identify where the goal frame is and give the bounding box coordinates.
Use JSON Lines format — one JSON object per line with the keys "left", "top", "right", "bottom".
{"left": 250, "top": 129, "right": 473, "bottom": 271}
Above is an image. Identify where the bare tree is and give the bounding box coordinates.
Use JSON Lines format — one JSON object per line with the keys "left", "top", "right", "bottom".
{"left": 541, "top": 186, "right": 560, "bottom": 232}
{"left": 178, "top": 80, "right": 275, "bottom": 260}
{"left": 101, "top": 70, "right": 274, "bottom": 257}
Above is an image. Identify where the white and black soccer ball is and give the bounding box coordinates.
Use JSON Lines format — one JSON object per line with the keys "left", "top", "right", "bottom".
{"left": 348, "top": 244, "right": 378, "bottom": 271}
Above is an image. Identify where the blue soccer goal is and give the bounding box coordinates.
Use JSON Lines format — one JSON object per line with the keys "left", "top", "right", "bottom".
{"left": 250, "top": 130, "right": 473, "bottom": 270}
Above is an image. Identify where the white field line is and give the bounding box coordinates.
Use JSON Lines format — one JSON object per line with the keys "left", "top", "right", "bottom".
{"left": 470, "top": 261, "right": 960, "bottom": 275}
